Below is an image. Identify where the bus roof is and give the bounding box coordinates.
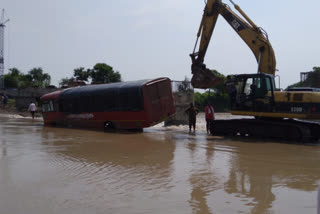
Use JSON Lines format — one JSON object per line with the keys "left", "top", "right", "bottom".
{"left": 41, "top": 78, "right": 170, "bottom": 101}
{"left": 40, "top": 89, "right": 65, "bottom": 101}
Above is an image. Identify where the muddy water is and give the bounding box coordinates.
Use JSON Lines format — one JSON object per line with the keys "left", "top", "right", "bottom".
{"left": 0, "top": 113, "right": 319, "bottom": 214}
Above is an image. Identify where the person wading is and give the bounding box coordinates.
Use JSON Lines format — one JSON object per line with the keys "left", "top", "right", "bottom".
{"left": 2, "top": 94, "right": 8, "bottom": 109}
{"left": 185, "top": 103, "right": 199, "bottom": 133}
{"left": 28, "top": 101, "right": 37, "bottom": 120}
{"left": 205, "top": 103, "right": 215, "bottom": 134}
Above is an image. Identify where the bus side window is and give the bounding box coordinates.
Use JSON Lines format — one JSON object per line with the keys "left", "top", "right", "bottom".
{"left": 72, "top": 98, "right": 80, "bottom": 114}
{"left": 42, "top": 101, "right": 56, "bottom": 112}
{"left": 93, "top": 95, "right": 104, "bottom": 112}
{"left": 127, "top": 88, "right": 142, "bottom": 111}
{"left": 42, "top": 102, "right": 49, "bottom": 112}
{"left": 118, "top": 89, "right": 129, "bottom": 111}
{"left": 49, "top": 101, "right": 54, "bottom": 112}
{"left": 104, "top": 91, "right": 116, "bottom": 112}
{"left": 59, "top": 102, "right": 64, "bottom": 112}
{"left": 53, "top": 100, "right": 59, "bottom": 112}
{"left": 82, "top": 96, "right": 90, "bottom": 112}
{"left": 62, "top": 100, "right": 73, "bottom": 113}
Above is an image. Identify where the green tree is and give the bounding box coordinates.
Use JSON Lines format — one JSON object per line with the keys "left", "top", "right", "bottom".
{"left": 194, "top": 90, "right": 229, "bottom": 112}
{"left": 90, "top": 63, "right": 121, "bottom": 84}
{"left": 193, "top": 70, "right": 229, "bottom": 112}
{"left": 4, "top": 68, "right": 22, "bottom": 88}
{"left": 194, "top": 92, "right": 207, "bottom": 110}
{"left": 74, "top": 67, "right": 90, "bottom": 81}
{"left": 287, "top": 66, "right": 320, "bottom": 89}
{"left": 19, "top": 74, "right": 33, "bottom": 88}
{"left": 28, "top": 67, "right": 51, "bottom": 88}
{"left": 304, "top": 67, "right": 320, "bottom": 87}
{"left": 59, "top": 77, "right": 75, "bottom": 88}
{"left": 60, "top": 63, "right": 122, "bottom": 87}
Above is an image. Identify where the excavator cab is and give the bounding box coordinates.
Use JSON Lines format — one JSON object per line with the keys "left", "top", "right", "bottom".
{"left": 228, "top": 73, "right": 275, "bottom": 112}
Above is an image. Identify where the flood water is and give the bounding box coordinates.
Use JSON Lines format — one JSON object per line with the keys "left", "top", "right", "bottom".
{"left": 0, "top": 113, "right": 319, "bottom": 214}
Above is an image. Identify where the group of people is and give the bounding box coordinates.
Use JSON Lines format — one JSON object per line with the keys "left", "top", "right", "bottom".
{"left": 185, "top": 102, "right": 215, "bottom": 134}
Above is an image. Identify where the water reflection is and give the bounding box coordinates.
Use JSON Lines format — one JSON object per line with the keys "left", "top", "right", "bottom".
{"left": 223, "top": 141, "right": 320, "bottom": 213}
{"left": 179, "top": 132, "right": 320, "bottom": 214}
{"left": 184, "top": 135, "right": 218, "bottom": 214}
{"left": 41, "top": 126, "right": 176, "bottom": 192}
{"left": 1, "top": 127, "right": 7, "bottom": 158}
{"left": 189, "top": 171, "right": 217, "bottom": 214}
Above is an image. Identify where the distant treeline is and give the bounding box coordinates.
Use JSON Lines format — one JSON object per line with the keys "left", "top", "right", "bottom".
{"left": 194, "top": 90, "right": 230, "bottom": 112}
{"left": 60, "top": 63, "right": 121, "bottom": 87}
{"left": 2, "top": 63, "right": 121, "bottom": 89}
{"left": 287, "top": 67, "right": 320, "bottom": 89}
{"left": 3, "top": 67, "right": 51, "bottom": 88}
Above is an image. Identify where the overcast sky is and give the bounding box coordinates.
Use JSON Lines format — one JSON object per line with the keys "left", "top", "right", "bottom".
{"left": 2, "top": 0, "right": 320, "bottom": 88}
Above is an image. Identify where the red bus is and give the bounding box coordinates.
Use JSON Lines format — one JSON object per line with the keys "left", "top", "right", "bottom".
{"left": 40, "top": 78, "right": 176, "bottom": 130}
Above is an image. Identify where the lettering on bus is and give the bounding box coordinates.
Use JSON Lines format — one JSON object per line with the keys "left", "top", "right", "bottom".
{"left": 67, "top": 114, "right": 94, "bottom": 120}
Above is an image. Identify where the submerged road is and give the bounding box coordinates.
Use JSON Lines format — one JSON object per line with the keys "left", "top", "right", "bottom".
{"left": 0, "top": 113, "right": 319, "bottom": 214}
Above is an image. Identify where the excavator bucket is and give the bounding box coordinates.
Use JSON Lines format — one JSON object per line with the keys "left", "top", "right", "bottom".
{"left": 191, "top": 67, "right": 224, "bottom": 89}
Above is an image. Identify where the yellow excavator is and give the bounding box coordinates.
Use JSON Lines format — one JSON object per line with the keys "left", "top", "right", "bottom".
{"left": 190, "top": 0, "right": 320, "bottom": 141}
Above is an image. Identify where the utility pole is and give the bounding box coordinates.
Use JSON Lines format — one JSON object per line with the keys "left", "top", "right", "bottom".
{"left": 0, "top": 9, "right": 9, "bottom": 89}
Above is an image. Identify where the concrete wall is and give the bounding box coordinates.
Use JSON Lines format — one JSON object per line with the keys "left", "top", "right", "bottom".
{"left": 0, "top": 88, "right": 59, "bottom": 111}
{"left": 164, "top": 80, "right": 194, "bottom": 126}
{"left": 165, "top": 90, "right": 194, "bottom": 126}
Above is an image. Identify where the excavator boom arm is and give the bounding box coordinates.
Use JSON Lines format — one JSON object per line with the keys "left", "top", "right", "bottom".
{"left": 191, "top": 0, "right": 276, "bottom": 89}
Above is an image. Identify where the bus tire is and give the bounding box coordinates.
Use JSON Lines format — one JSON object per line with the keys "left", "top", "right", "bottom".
{"left": 104, "top": 121, "right": 115, "bottom": 131}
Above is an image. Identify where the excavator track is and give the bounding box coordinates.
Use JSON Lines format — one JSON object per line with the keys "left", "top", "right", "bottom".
{"left": 210, "top": 119, "right": 320, "bottom": 142}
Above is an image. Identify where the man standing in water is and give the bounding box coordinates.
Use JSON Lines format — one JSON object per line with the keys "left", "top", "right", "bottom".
{"left": 205, "top": 103, "right": 215, "bottom": 134}
{"left": 2, "top": 94, "right": 8, "bottom": 109}
{"left": 28, "top": 101, "right": 37, "bottom": 120}
{"left": 185, "top": 103, "right": 199, "bottom": 133}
